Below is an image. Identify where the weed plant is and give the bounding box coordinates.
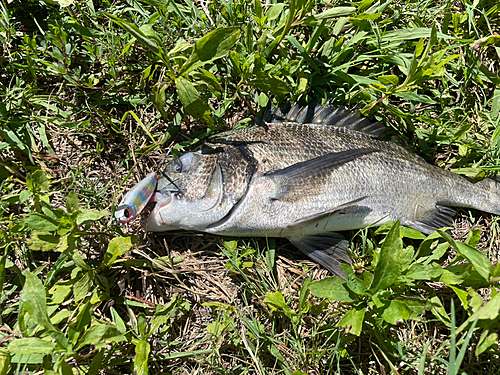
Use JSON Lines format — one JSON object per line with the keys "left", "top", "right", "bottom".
{"left": 0, "top": 0, "right": 499, "bottom": 373}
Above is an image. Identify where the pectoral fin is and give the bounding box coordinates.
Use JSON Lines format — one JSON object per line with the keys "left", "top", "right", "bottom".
{"left": 266, "top": 149, "right": 376, "bottom": 201}
{"left": 288, "top": 232, "right": 351, "bottom": 279}
{"left": 288, "top": 196, "right": 368, "bottom": 227}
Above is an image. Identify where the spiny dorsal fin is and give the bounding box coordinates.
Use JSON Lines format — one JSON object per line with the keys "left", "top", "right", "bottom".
{"left": 259, "top": 101, "right": 393, "bottom": 140}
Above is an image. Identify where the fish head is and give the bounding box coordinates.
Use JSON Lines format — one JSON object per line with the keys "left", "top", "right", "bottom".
{"left": 143, "top": 151, "right": 229, "bottom": 231}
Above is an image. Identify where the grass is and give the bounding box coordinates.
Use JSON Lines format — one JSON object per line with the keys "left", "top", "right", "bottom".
{"left": 0, "top": 0, "right": 499, "bottom": 373}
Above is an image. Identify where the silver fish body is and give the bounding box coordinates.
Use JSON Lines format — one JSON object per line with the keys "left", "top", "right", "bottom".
{"left": 144, "top": 102, "right": 500, "bottom": 277}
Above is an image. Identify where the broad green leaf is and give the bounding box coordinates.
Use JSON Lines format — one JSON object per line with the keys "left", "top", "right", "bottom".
{"left": 393, "top": 92, "right": 437, "bottom": 104}
{"left": 253, "top": 0, "right": 263, "bottom": 19}
{"left": 248, "top": 77, "right": 291, "bottom": 95}
{"left": 349, "top": 12, "right": 381, "bottom": 21}
{"left": 27, "top": 232, "right": 61, "bottom": 252}
{"left": 8, "top": 338, "right": 56, "bottom": 355}
{"left": 88, "top": 349, "right": 106, "bottom": 375}
{"left": 192, "top": 68, "right": 223, "bottom": 95}
{"left": 337, "top": 306, "right": 365, "bottom": 336}
{"left": 403, "top": 298, "right": 429, "bottom": 319}
{"left": 76, "top": 323, "right": 126, "bottom": 350}
{"left": 429, "top": 294, "right": 451, "bottom": 325}
{"left": 66, "top": 192, "right": 79, "bottom": 213}
{"left": 466, "top": 228, "right": 482, "bottom": 248}
{"left": 266, "top": 3, "right": 285, "bottom": 21}
{"left": 70, "top": 249, "right": 91, "bottom": 271}
{"left": 382, "top": 28, "right": 454, "bottom": 42}
{"left": 476, "top": 331, "right": 498, "bottom": 356}
{"left": 358, "top": 0, "right": 374, "bottom": 12}
{"left": 134, "top": 340, "right": 150, "bottom": 375}
{"left": 298, "top": 277, "right": 311, "bottom": 313}
{"left": 308, "top": 277, "right": 354, "bottom": 302}
{"left": 148, "top": 294, "right": 188, "bottom": 336}
{"left": 305, "top": 6, "right": 355, "bottom": 21}
{"left": 110, "top": 306, "right": 127, "bottom": 334}
{"left": 450, "top": 167, "right": 486, "bottom": 179}
{"left": 101, "top": 236, "right": 135, "bottom": 268}
{"left": 21, "top": 271, "right": 56, "bottom": 331}
{"left": 405, "top": 263, "right": 429, "bottom": 280}
{"left": 76, "top": 209, "right": 110, "bottom": 226}
{"left": 369, "top": 221, "right": 404, "bottom": 293}
{"left": 377, "top": 75, "right": 399, "bottom": 86}
{"left": 138, "top": 313, "right": 147, "bottom": 338}
{"left": 381, "top": 300, "right": 411, "bottom": 325}
{"left": 73, "top": 270, "right": 94, "bottom": 302}
{"left": 139, "top": 24, "right": 162, "bottom": 45}
{"left": 179, "top": 28, "right": 239, "bottom": 76}
{"left": 437, "top": 230, "right": 491, "bottom": 281}
{"left": 477, "top": 35, "right": 500, "bottom": 47}
{"left": 229, "top": 51, "right": 241, "bottom": 75}
{"left": 51, "top": 309, "right": 72, "bottom": 325}
{"left": 24, "top": 213, "right": 58, "bottom": 232}
{"left": 440, "top": 264, "right": 470, "bottom": 285}
{"left": 167, "top": 41, "right": 192, "bottom": 56}
{"left": 464, "top": 292, "right": 500, "bottom": 323}
{"left": 491, "top": 88, "right": 500, "bottom": 120}
{"left": 264, "top": 291, "right": 291, "bottom": 314}
{"left": 0, "top": 349, "right": 10, "bottom": 375}
{"left": 447, "top": 285, "right": 469, "bottom": 309}
{"left": 19, "top": 189, "right": 32, "bottom": 203}
{"left": 141, "top": 0, "right": 167, "bottom": 9}
{"left": 68, "top": 302, "right": 92, "bottom": 345}
{"left": 27, "top": 170, "right": 51, "bottom": 192}
{"left": 341, "top": 264, "right": 368, "bottom": 295}
{"left": 175, "top": 77, "right": 212, "bottom": 124}
{"left": 195, "top": 27, "right": 239, "bottom": 61}
{"left": 151, "top": 83, "right": 168, "bottom": 119}
{"left": 49, "top": 280, "right": 74, "bottom": 304}
{"left": 103, "top": 13, "right": 159, "bottom": 54}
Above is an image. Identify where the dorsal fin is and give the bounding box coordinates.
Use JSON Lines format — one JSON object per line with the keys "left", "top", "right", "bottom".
{"left": 258, "top": 101, "right": 393, "bottom": 140}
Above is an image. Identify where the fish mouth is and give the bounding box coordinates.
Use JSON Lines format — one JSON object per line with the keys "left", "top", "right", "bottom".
{"left": 141, "top": 191, "right": 173, "bottom": 231}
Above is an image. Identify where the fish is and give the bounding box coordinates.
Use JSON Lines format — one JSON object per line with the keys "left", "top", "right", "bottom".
{"left": 115, "top": 171, "right": 158, "bottom": 223}
{"left": 137, "top": 101, "right": 500, "bottom": 277}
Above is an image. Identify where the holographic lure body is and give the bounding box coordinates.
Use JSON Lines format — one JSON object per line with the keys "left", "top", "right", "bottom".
{"left": 115, "top": 171, "right": 158, "bottom": 223}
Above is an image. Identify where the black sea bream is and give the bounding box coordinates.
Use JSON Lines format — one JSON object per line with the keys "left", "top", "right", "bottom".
{"left": 130, "top": 102, "right": 500, "bottom": 277}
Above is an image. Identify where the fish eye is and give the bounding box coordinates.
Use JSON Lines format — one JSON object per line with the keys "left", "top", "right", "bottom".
{"left": 163, "top": 153, "right": 199, "bottom": 176}
{"left": 165, "top": 158, "right": 182, "bottom": 173}
{"left": 174, "top": 159, "right": 182, "bottom": 172}
{"left": 178, "top": 153, "right": 198, "bottom": 172}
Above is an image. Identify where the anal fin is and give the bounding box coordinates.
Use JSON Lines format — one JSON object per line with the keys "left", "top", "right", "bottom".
{"left": 288, "top": 233, "right": 351, "bottom": 279}
{"left": 406, "top": 205, "right": 456, "bottom": 234}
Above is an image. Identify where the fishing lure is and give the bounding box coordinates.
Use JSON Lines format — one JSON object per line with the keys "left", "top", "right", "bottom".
{"left": 115, "top": 171, "right": 158, "bottom": 223}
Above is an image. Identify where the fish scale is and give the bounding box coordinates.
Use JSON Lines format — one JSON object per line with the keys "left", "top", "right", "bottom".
{"left": 138, "top": 101, "right": 500, "bottom": 278}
